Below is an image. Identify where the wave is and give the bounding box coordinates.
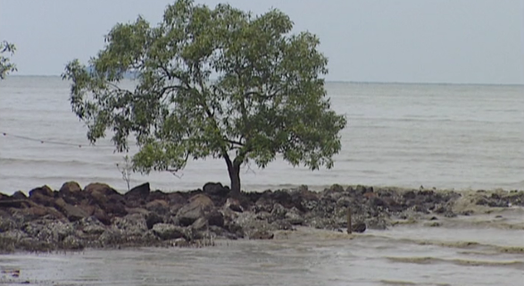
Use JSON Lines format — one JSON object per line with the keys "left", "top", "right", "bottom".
{"left": 386, "top": 256, "right": 524, "bottom": 269}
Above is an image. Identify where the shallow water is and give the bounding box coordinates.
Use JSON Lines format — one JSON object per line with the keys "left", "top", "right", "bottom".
{"left": 1, "top": 221, "right": 524, "bottom": 286}
{"left": 1, "top": 77, "right": 523, "bottom": 193}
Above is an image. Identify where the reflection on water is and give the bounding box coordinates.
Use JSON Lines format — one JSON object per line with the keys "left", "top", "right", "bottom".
{"left": 2, "top": 221, "right": 523, "bottom": 286}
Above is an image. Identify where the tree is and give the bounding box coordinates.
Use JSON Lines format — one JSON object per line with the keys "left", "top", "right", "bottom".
{"left": 62, "top": 0, "right": 347, "bottom": 194}
{"left": 0, "top": 41, "right": 16, "bottom": 79}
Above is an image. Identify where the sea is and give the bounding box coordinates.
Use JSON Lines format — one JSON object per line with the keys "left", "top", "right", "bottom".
{"left": 0, "top": 76, "right": 523, "bottom": 285}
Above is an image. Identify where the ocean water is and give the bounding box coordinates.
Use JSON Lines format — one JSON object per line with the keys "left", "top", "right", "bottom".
{"left": 1, "top": 76, "right": 523, "bottom": 193}
{"left": 1, "top": 77, "right": 524, "bottom": 285}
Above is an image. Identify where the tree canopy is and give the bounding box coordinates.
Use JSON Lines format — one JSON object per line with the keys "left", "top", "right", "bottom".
{"left": 0, "top": 41, "right": 16, "bottom": 79}
{"left": 62, "top": 0, "right": 347, "bottom": 193}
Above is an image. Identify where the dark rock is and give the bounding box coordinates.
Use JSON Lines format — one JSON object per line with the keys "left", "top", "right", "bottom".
{"left": 145, "top": 212, "right": 163, "bottom": 229}
{"left": 272, "top": 190, "right": 294, "bottom": 208}
{"left": 369, "top": 197, "right": 386, "bottom": 208}
{"left": 59, "top": 181, "right": 87, "bottom": 205}
{"left": 176, "top": 194, "right": 214, "bottom": 227}
{"left": 145, "top": 199, "right": 170, "bottom": 215}
{"left": 28, "top": 186, "right": 56, "bottom": 207}
{"left": 11, "top": 191, "right": 27, "bottom": 200}
{"left": 29, "top": 185, "right": 54, "bottom": 198}
{"left": 84, "top": 183, "right": 127, "bottom": 217}
{"left": 125, "top": 182, "right": 150, "bottom": 202}
{"left": 352, "top": 222, "right": 367, "bottom": 233}
{"left": 203, "top": 182, "right": 230, "bottom": 197}
{"left": 206, "top": 210, "right": 224, "bottom": 227}
{"left": 250, "top": 230, "right": 274, "bottom": 240}
{"left": 55, "top": 198, "right": 89, "bottom": 222}
{"left": 93, "top": 206, "right": 111, "bottom": 225}
{"left": 167, "top": 192, "right": 186, "bottom": 205}
{"left": 20, "top": 205, "right": 65, "bottom": 221}
{"left": 60, "top": 181, "right": 82, "bottom": 193}
{"left": 403, "top": 190, "right": 416, "bottom": 200}
{"left": 148, "top": 190, "right": 168, "bottom": 202}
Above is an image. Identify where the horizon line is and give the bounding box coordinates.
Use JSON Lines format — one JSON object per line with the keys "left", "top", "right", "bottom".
{"left": 5, "top": 74, "right": 524, "bottom": 87}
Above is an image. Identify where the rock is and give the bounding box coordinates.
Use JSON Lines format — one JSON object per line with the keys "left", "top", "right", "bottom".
{"left": 93, "top": 206, "right": 111, "bottom": 225}
{"left": 55, "top": 198, "right": 89, "bottom": 222}
{"left": 11, "top": 191, "right": 27, "bottom": 200}
{"left": 176, "top": 194, "right": 214, "bottom": 227}
{"left": 352, "top": 222, "right": 367, "bottom": 233}
{"left": 191, "top": 217, "right": 208, "bottom": 231}
{"left": 28, "top": 185, "right": 56, "bottom": 207}
{"left": 145, "top": 212, "right": 163, "bottom": 229}
{"left": 113, "top": 214, "right": 148, "bottom": 236}
{"left": 152, "top": 223, "right": 185, "bottom": 240}
{"left": 145, "top": 199, "right": 170, "bottom": 215}
{"left": 285, "top": 207, "right": 304, "bottom": 225}
{"left": 271, "top": 190, "right": 294, "bottom": 208}
{"left": 62, "top": 235, "right": 84, "bottom": 250}
{"left": 250, "top": 230, "right": 274, "bottom": 240}
{"left": 59, "top": 181, "right": 85, "bottom": 205}
{"left": 203, "top": 182, "right": 230, "bottom": 197}
{"left": 20, "top": 205, "right": 65, "bottom": 221}
{"left": 148, "top": 190, "right": 168, "bottom": 202}
{"left": 124, "top": 182, "right": 150, "bottom": 202}
{"left": 271, "top": 203, "right": 287, "bottom": 219}
{"left": 206, "top": 210, "right": 224, "bottom": 227}
{"left": 226, "top": 198, "right": 243, "bottom": 212}
{"left": 29, "top": 185, "right": 54, "bottom": 198}
{"left": 60, "top": 181, "right": 82, "bottom": 193}
{"left": 84, "top": 183, "right": 128, "bottom": 217}
{"left": 167, "top": 192, "right": 186, "bottom": 205}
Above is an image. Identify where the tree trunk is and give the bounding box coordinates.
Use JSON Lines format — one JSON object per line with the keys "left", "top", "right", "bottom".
{"left": 224, "top": 154, "right": 241, "bottom": 195}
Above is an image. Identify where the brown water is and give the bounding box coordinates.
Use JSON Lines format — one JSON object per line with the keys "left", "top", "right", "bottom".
{"left": 1, "top": 77, "right": 523, "bottom": 193}
{"left": 2, "top": 211, "right": 524, "bottom": 286}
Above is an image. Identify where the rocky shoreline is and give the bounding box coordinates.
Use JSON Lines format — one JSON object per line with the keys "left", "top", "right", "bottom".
{"left": 1, "top": 182, "right": 523, "bottom": 253}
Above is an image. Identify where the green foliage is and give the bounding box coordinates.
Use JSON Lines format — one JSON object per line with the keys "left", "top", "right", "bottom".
{"left": 62, "top": 0, "right": 347, "bottom": 191}
{"left": 0, "top": 41, "right": 17, "bottom": 79}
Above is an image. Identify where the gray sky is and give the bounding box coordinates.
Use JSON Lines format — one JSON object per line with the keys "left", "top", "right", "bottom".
{"left": 1, "top": 0, "right": 523, "bottom": 84}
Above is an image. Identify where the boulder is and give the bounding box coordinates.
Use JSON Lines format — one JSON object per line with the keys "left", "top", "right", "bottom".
{"left": 59, "top": 181, "right": 84, "bottom": 205}
{"left": 145, "top": 212, "right": 163, "bottom": 229}
{"left": 250, "top": 230, "right": 274, "bottom": 240}
{"left": 59, "top": 181, "right": 82, "bottom": 195}
{"left": 28, "top": 185, "right": 56, "bottom": 207}
{"left": 145, "top": 199, "right": 170, "bottom": 215}
{"left": 55, "top": 198, "right": 89, "bottom": 222}
{"left": 113, "top": 213, "right": 148, "bottom": 236}
{"left": 225, "top": 197, "right": 243, "bottom": 213}
{"left": 167, "top": 192, "right": 186, "bottom": 205}
{"left": 152, "top": 223, "right": 185, "bottom": 240}
{"left": 11, "top": 191, "right": 27, "bottom": 200}
{"left": 147, "top": 190, "right": 168, "bottom": 202}
{"left": 20, "top": 205, "right": 65, "bottom": 221}
{"left": 206, "top": 210, "right": 225, "bottom": 227}
{"left": 176, "top": 194, "right": 215, "bottom": 227}
{"left": 203, "top": 182, "right": 230, "bottom": 197}
{"left": 85, "top": 183, "right": 127, "bottom": 217}
{"left": 352, "top": 222, "right": 367, "bottom": 233}
{"left": 124, "top": 182, "right": 150, "bottom": 203}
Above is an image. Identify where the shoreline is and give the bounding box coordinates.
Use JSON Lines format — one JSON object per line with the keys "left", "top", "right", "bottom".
{"left": 1, "top": 181, "right": 523, "bottom": 253}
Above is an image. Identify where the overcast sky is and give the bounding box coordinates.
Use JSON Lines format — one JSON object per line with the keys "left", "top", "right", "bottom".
{"left": 1, "top": 0, "right": 523, "bottom": 84}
